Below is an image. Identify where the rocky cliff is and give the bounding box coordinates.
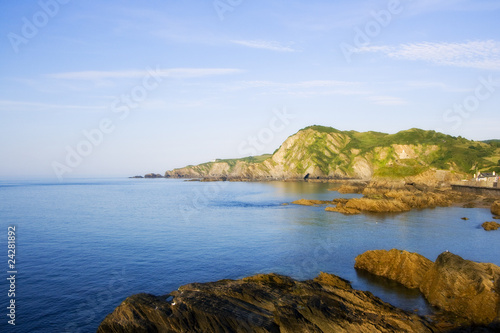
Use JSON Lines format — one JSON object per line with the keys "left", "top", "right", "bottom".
{"left": 98, "top": 272, "right": 436, "bottom": 333}
{"left": 164, "top": 126, "right": 500, "bottom": 182}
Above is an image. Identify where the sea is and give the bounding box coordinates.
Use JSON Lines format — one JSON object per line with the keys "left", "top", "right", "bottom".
{"left": 0, "top": 178, "right": 498, "bottom": 332}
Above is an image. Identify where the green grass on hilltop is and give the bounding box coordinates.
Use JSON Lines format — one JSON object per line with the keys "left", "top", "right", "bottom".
{"left": 171, "top": 126, "right": 500, "bottom": 178}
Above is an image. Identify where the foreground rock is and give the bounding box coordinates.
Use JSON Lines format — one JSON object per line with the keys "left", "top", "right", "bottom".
{"left": 355, "top": 249, "right": 500, "bottom": 326}
{"left": 355, "top": 249, "right": 433, "bottom": 289}
{"left": 492, "top": 201, "right": 500, "bottom": 216}
{"left": 420, "top": 252, "right": 500, "bottom": 325}
{"left": 98, "top": 273, "right": 435, "bottom": 333}
{"left": 482, "top": 221, "right": 500, "bottom": 231}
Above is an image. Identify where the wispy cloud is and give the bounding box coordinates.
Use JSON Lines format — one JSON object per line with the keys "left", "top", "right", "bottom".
{"left": 405, "top": 0, "right": 500, "bottom": 15}
{"left": 0, "top": 100, "right": 106, "bottom": 112}
{"left": 228, "top": 80, "right": 369, "bottom": 96}
{"left": 239, "top": 80, "right": 360, "bottom": 88}
{"left": 46, "top": 68, "right": 244, "bottom": 80}
{"left": 355, "top": 40, "right": 500, "bottom": 70}
{"left": 367, "top": 96, "right": 407, "bottom": 106}
{"left": 231, "top": 40, "right": 297, "bottom": 52}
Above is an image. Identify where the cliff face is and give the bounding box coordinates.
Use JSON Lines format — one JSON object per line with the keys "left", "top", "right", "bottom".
{"left": 98, "top": 272, "right": 435, "bottom": 333}
{"left": 164, "top": 126, "right": 500, "bottom": 181}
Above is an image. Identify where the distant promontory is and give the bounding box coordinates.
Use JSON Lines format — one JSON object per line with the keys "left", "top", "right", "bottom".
{"left": 160, "top": 126, "right": 500, "bottom": 184}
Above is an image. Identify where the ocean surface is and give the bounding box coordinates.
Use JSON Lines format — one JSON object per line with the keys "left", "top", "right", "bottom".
{"left": 0, "top": 178, "right": 498, "bottom": 332}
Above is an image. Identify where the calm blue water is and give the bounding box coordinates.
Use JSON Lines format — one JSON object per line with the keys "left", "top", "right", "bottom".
{"left": 0, "top": 178, "right": 498, "bottom": 332}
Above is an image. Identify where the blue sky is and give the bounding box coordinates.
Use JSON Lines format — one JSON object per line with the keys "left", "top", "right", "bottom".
{"left": 1, "top": 0, "right": 499, "bottom": 179}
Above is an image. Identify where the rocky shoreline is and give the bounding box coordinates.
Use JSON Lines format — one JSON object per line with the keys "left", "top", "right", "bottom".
{"left": 355, "top": 250, "right": 500, "bottom": 329}
{"left": 98, "top": 250, "right": 500, "bottom": 332}
{"left": 291, "top": 180, "right": 500, "bottom": 213}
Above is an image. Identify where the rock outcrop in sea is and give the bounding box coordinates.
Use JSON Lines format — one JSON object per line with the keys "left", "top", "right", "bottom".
{"left": 492, "top": 201, "right": 500, "bottom": 216}
{"left": 98, "top": 272, "right": 436, "bottom": 333}
{"left": 355, "top": 250, "right": 500, "bottom": 326}
{"left": 354, "top": 249, "right": 433, "bottom": 289}
{"left": 420, "top": 252, "right": 500, "bottom": 326}
{"left": 482, "top": 221, "right": 500, "bottom": 231}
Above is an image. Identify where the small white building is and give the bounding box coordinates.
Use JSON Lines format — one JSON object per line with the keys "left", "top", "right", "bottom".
{"left": 474, "top": 171, "right": 498, "bottom": 182}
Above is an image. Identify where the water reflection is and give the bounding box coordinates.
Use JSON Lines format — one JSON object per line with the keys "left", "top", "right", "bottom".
{"left": 355, "top": 269, "right": 433, "bottom": 314}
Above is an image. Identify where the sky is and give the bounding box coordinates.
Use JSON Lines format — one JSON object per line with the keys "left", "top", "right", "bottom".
{"left": 1, "top": 0, "right": 499, "bottom": 179}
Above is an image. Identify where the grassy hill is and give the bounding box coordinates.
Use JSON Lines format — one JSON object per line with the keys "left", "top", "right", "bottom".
{"left": 165, "top": 126, "right": 500, "bottom": 180}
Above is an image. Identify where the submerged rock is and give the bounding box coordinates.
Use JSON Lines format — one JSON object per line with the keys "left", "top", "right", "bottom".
{"left": 482, "top": 221, "right": 500, "bottom": 231}
{"left": 98, "top": 273, "right": 435, "bottom": 333}
{"left": 354, "top": 249, "right": 433, "bottom": 289}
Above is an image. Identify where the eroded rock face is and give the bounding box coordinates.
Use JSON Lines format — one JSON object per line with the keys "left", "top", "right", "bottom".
{"left": 98, "top": 273, "right": 435, "bottom": 333}
{"left": 492, "top": 201, "right": 500, "bottom": 216}
{"left": 419, "top": 252, "right": 500, "bottom": 325}
{"left": 354, "top": 249, "right": 433, "bottom": 289}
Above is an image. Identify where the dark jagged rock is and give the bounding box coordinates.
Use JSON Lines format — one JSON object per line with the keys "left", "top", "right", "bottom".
{"left": 98, "top": 273, "right": 435, "bottom": 333}
{"left": 354, "top": 249, "right": 433, "bottom": 289}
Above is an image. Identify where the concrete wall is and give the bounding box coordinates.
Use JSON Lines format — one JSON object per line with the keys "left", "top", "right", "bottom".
{"left": 451, "top": 184, "right": 500, "bottom": 197}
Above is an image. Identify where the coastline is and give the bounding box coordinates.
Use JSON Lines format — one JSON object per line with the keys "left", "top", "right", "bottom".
{"left": 98, "top": 250, "right": 500, "bottom": 332}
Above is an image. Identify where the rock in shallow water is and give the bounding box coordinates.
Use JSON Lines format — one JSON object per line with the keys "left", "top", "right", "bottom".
{"left": 420, "top": 252, "right": 500, "bottom": 326}
{"left": 482, "top": 221, "right": 500, "bottom": 231}
{"left": 97, "top": 272, "right": 435, "bottom": 333}
{"left": 354, "top": 249, "right": 433, "bottom": 289}
{"left": 355, "top": 249, "right": 500, "bottom": 327}
{"left": 492, "top": 201, "right": 500, "bottom": 216}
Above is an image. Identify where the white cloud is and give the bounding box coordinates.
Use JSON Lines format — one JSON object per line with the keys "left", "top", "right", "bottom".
{"left": 0, "top": 100, "right": 106, "bottom": 112}
{"left": 356, "top": 40, "right": 500, "bottom": 70}
{"left": 367, "top": 96, "right": 407, "bottom": 106}
{"left": 229, "top": 80, "right": 369, "bottom": 96}
{"left": 405, "top": 0, "right": 500, "bottom": 15}
{"left": 231, "top": 40, "right": 297, "bottom": 52}
{"left": 46, "top": 68, "right": 244, "bottom": 80}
